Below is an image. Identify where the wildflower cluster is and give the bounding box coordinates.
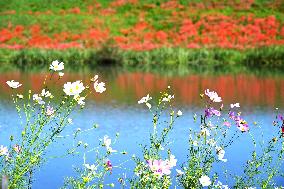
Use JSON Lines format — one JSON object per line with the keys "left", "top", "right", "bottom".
{"left": 62, "top": 133, "right": 120, "bottom": 189}
{"left": 228, "top": 111, "right": 249, "bottom": 132}
{"left": 147, "top": 154, "right": 177, "bottom": 178}
{"left": 130, "top": 89, "right": 182, "bottom": 188}
{"left": 1, "top": 60, "right": 106, "bottom": 188}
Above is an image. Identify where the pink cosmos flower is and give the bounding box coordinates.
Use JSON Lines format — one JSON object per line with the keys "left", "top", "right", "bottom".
{"left": 237, "top": 119, "right": 249, "bottom": 132}
{"left": 277, "top": 114, "right": 284, "bottom": 121}
{"left": 228, "top": 111, "right": 236, "bottom": 119}
{"left": 106, "top": 160, "right": 113, "bottom": 173}
{"left": 223, "top": 121, "right": 231, "bottom": 127}
{"left": 229, "top": 111, "right": 249, "bottom": 132}
{"left": 205, "top": 107, "right": 221, "bottom": 118}
{"left": 46, "top": 105, "right": 55, "bottom": 116}
{"left": 147, "top": 159, "right": 171, "bottom": 178}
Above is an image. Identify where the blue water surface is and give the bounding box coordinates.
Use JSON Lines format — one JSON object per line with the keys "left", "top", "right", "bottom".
{"left": 0, "top": 99, "right": 283, "bottom": 188}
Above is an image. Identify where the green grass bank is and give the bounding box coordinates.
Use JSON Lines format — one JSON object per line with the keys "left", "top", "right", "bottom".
{"left": 1, "top": 47, "right": 284, "bottom": 72}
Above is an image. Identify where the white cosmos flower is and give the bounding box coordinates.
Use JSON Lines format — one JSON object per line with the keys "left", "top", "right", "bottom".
{"left": 193, "top": 140, "right": 198, "bottom": 146}
{"left": 63, "top": 82, "right": 74, "bottom": 96}
{"left": 41, "top": 89, "right": 51, "bottom": 98}
{"left": 0, "top": 145, "right": 9, "bottom": 156}
{"left": 74, "top": 95, "right": 85, "bottom": 106}
{"left": 6, "top": 80, "right": 22, "bottom": 89}
{"left": 67, "top": 118, "right": 73, "bottom": 124}
{"left": 59, "top": 72, "right": 64, "bottom": 77}
{"left": 63, "top": 81, "right": 85, "bottom": 96}
{"left": 107, "top": 146, "right": 117, "bottom": 153}
{"left": 17, "top": 94, "right": 23, "bottom": 99}
{"left": 177, "top": 110, "right": 182, "bottom": 116}
{"left": 77, "top": 141, "right": 82, "bottom": 146}
{"left": 205, "top": 89, "right": 222, "bottom": 102}
{"left": 103, "top": 135, "right": 111, "bottom": 147}
{"left": 166, "top": 154, "right": 177, "bottom": 168}
{"left": 207, "top": 138, "right": 216, "bottom": 146}
{"left": 199, "top": 175, "right": 211, "bottom": 187}
{"left": 91, "top": 75, "right": 106, "bottom": 93}
{"left": 162, "top": 94, "right": 174, "bottom": 102}
{"left": 73, "top": 81, "right": 85, "bottom": 94}
{"left": 230, "top": 103, "right": 240, "bottom": 109}
{"left": 216, "top": 146, "right": 227, "bottom": 162}
{"left": 138, "top": 94, "right": 152, "bottom": 104}
{"left": 145, "top": 102, "right": 151, "bottom": 109}
{"left": 176, "top": 169, "right": 184, "bottom": 176}
{"left": 94, "top": 81, "right": 106, "bottom": 93}
{"left": 33, "top": 94, "right": 45, "bottom": 105}
{"left": 91, "top": 75, "right": 99, "bottom": 82}
{"left": 84, "top": 163, "right": 97, "bottom": 172}
{"left": 77, "top": 97, "right": 85, "bottom": 106}
{"left": 50, "top": 60, "right": 64, "bottom": 71}
{"left": 200, "top": 128, "right": 210, "bottom": 136}
{"left": 138, "top": 94, "right": 152, "bottom": 109}
{"left": 215, "top": 181, "right": 230, "bottom": 189}
{"left": 103, "top": 135, "right": 117, "bottom": 153}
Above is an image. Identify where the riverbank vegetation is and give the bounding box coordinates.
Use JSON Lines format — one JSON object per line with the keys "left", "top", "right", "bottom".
{"left": 1, "top": 0, "right": 284, "bottom": 70}
{"left": 1, "top": 46, "right": 284, "bottom": 71}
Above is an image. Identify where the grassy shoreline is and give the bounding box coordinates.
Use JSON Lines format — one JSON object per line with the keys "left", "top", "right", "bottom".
{"left": 1, "top": 46, "right": 284, "bottom": 72}
{"left": 1, "top": 0, "right": 284, "bottom": 74}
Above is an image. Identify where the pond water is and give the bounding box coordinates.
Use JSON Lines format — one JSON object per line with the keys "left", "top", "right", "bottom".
{"left": 0, "top": 69, "right": 284, "bottom": 188}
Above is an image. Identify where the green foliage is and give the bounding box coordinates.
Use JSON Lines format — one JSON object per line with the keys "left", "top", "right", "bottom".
{"left": 8, "top": 49, "right": 96, "bottom": 71}
{"left": 129, "top": 90, "right": 179, "bottom": 189}
{"left": 234, "top": 127, "right": 284, "bottom": 188}
{"left": 0, "top": 84, "right": 78, "bottom": 188}
{"left": 62, "top": 139, "right": 119, "bottom": 189}
{"left": 0, "top": 66, "right": 108, "bottom": 188}
{"left": 243, "top": 46, "right": 284, "bottom": 69}
{"left": 2, "top": 47, "right": 284, "bottom": 72}
{"left": 0, "top": 0, "right": 93, "bottom": 12}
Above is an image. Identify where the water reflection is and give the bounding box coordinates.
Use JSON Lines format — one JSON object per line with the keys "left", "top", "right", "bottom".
{"left": 0, "top": 69, "right": 284, "bottom": 188}
{"left": 0, "top": 69, "right": 283, "bottom": 108}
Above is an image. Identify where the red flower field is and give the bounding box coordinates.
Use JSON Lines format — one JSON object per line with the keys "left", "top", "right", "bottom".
{"left": 1, "top": 0, "right": 284, "bottom": 50}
